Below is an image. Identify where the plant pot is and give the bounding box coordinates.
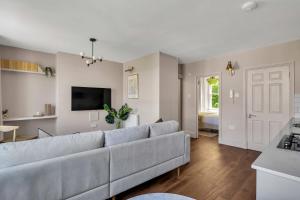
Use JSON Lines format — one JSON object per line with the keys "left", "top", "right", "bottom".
{"left": 115, "top": 120, "right": 122, "bottom": 129}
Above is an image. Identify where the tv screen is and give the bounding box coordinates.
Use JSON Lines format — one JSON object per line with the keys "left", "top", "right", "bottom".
{"left": 71, "top": 86, "right": 111, "bottom": 111}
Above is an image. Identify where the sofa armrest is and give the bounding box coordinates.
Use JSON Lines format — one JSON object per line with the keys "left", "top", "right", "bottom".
{"left": 184, "top": 133, "right": 191, "bottom": 164}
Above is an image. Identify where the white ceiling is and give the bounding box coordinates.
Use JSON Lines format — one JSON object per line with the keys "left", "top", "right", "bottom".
{"left": 0, "top": 0, "right": 300, "bottom": 64}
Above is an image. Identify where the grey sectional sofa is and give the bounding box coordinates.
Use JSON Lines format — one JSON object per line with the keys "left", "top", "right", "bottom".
{"left": 0, "top": 121, "right": 190, "bottom": 200}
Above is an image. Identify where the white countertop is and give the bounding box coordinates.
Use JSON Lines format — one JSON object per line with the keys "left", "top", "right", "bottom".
{"left": 252, "top": 118, "right": 300, "bottom": 182}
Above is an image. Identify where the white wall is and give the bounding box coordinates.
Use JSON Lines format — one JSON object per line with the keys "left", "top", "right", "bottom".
{"left": 0, "top": 45, "right": 56, "bottom": 136}
{"left": 1, "top": 72, "right": 55, "bottom": 118}
{"left": 56, "top": 52, "right": 123, "bottom": 134}
{"left": 123, "top": 53, "right": 160, "bottom": 125}
{"left": 182, "top": 39, "right": 300, "bottom": 148}
{"left": 123, "top": 52, "right": 179, "bottom": 125}
{"left": 0, "top": 61, "right": 2, "bottom": 141}
{"left": 159, "top": 53, "right": 179, "bottom": 122}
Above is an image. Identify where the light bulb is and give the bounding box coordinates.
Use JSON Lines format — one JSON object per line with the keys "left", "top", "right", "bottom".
{"left": 92, "top": 56, "right": 96, "bottom": 60}
{"left": 80, "top": 52, "right": 84, "bottom": 56}
{"left": 86, "top": 60, "right": 90, "bottom": 64}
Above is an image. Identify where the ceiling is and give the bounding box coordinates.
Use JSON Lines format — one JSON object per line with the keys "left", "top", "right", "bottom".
{"left": 0, "top": 0, "right": 300, "bottom": 64}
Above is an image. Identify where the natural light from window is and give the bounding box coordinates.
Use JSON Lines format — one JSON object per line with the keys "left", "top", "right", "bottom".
{"left": 200, "top": 76, "right": 219, "bottom": 113}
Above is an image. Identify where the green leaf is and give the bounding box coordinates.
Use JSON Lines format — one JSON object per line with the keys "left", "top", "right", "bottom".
{"left": 103, "top": 103, "right": 133, "bottom": 126}
{"left": 105, "top": 114, "right": 115, "bottom": 124}
{"left": 103, "top": 104, "right": 110, "bottom": 112}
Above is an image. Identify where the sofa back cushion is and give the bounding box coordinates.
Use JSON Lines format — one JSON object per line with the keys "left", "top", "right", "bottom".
{"left": 149, "top": 120, "right": 179, "bottom": 137}
{"left": 104, "top": 125, "right": 149, "bottom": 147}
{"left": 0, "top": 148, "right": 110, "bottom": 200}
{"left": 0, "top": 130, "right": 104, "bottom": 169}
{"left": 109, "top": 131, "right": 185, "bottom": 182}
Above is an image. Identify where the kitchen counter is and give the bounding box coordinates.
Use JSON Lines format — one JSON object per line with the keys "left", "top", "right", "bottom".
{"left": 252, "top": 118, "right": 300, "bottom": 200}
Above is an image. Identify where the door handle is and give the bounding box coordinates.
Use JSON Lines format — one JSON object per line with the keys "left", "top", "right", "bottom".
{"left": 248, "top": 114, "right": 256, "bottom": 118}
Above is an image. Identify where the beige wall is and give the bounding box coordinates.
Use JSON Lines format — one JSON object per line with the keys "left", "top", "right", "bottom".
{"left": 123, "top": 52, "right": 179, "bottom": 125}
{"left": 123, "top": 53, "right": 160, "bottom": 125}
{"left": 182, "top": 39, "right": 300, "bottom": 148}
{"left": 0, "top": 45, "right": 56, "bottom": 135}
{"left": 56, "top": 52, "right": 123, "bottom": 134}
{"left": 0, "top": 60, "right": 2, "bottom": 140}
{"left": 159, "top": 53, "right": 179, "bottom": 122}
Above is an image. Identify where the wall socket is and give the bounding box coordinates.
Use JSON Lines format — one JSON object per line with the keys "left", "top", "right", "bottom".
{"left": 228, "top": 125, "right": 236, "bottom": 130}
{"left": 90, "top": 123, "right": 97, "bottom": 128}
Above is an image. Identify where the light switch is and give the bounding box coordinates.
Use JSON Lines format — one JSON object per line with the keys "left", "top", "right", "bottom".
{"left": 89, "top": 111, "right": 99, "bottom": 122}
{"left": 229, "top": 89, "right": 234, "bottom": 98}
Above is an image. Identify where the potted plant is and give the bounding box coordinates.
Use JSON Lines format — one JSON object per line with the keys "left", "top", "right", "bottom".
{"left": 104, "top": 104, "right": 133, "bottom": 129}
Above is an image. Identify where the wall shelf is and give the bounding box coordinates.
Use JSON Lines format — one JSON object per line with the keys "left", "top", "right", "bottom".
{"left": 3, "top": 115, "right": 57, "bottom": 122}
{"left": 1, "top": 68, "right": 45, "bottom": 75}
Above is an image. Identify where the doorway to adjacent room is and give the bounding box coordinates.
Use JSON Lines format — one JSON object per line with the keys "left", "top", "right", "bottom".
{"left": 196, "top": 74, "right": 221, "bottom": 139}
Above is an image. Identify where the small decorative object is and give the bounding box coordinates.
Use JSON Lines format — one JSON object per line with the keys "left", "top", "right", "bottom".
{"left": 2, "top": 109, "right": 8, "bottom": 119}
{"left": 33, "top": 111, "right": 44, "bottom": 117}
{"left": 44, "top": 104, "right": 55, "bottom": 115}
{"left": 44, "top": 67, "right": 55, "bottom": 77}
{"left": 51, "top": 105, "right": 56, "bottom": 115}
{"left": 45, "top": 104, "right": 51, "bottom": 115}
{"left": 104, "top": 104, "right": 133, "bottom": 129}
{"left": 128, "top": 74, "right": 139, "bottom": 99}
{"left": 80, "top": 38, "right": 103, "bottom": 67}
{"left": 125, "top": 66, "right": 134, "bottom": 72}
{"left": 226, "top": 61, "right": 235, "bottom": 76}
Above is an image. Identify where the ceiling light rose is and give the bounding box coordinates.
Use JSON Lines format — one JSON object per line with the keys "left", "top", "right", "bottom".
{"left": 80, "top": 38, "right": 103, "bottom": 67}
{"left": 241, "top": 1, "right": 258, "bottom": 12}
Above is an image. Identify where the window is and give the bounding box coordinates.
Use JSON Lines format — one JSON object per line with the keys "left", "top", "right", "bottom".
{"left": 201, "top": 76, "right": 219, "bottom": 112}
{"left": 208, "top": 82, "right": 219, "bottom": 110}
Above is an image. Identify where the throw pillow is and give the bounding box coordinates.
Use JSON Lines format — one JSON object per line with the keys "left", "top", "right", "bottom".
{"left": 149, "top": 120, "right": 179, "bottom": 137}
{"left": 104, "top": 125, "right": 149, "bottom": 147}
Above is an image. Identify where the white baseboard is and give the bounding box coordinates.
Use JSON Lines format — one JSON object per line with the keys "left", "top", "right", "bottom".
{"left": 219, "top": 137, "right": 247, "bottom": 149}
{"left": 184, "top": 130, "right": 197, "bottom": 138}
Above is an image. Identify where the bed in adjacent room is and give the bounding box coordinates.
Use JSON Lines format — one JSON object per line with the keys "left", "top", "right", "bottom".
{"left": 198, "top": 112, "right": 219, "bottom": 132}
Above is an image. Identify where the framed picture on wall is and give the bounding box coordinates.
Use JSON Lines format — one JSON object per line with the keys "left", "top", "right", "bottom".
{"left": 128, "top": 74, "right": 139, "bottom": 99}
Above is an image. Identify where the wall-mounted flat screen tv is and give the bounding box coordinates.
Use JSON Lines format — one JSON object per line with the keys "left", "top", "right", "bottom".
{"left": 71, "top": 86, "right": 111, "bottom": 111}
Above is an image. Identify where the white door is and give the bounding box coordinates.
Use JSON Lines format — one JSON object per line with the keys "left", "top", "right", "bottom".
{"left": 247, "top": 65, "right": 290, "bottom": 151}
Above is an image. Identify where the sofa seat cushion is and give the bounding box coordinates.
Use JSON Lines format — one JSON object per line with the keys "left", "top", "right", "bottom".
{"left": 104, "top": 125, "right": 149, "bottom": 147}
{"left": 0, "top": 130, "right": 104, "bottom": 169}
{"left": 149, "top": 121, "right": 179, "bottom": 137}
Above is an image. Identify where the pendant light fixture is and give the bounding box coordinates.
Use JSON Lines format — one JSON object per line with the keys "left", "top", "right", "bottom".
{"left": 80, "top": 38, "right": 103, "bottom": 67}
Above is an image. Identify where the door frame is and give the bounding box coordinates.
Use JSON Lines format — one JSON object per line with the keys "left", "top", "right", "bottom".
{"left": 196, "top": 72, "right": 222, "bottom": 143}
{"left": 243, "top": 61, "right": 295, "bottom": 149}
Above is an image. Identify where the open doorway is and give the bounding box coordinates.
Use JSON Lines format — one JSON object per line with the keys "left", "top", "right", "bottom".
{"left": 197, "top": 74, "right": 220, "bottom": 138}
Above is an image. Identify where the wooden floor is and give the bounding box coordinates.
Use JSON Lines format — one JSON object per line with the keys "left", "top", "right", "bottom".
{"left": 118, "top": 136, "right": 260, "bottom": 200}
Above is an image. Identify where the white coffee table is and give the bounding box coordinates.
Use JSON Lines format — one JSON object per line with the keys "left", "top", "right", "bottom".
{"left": 128, "top": 193, "right": 195, "bottom": 200}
